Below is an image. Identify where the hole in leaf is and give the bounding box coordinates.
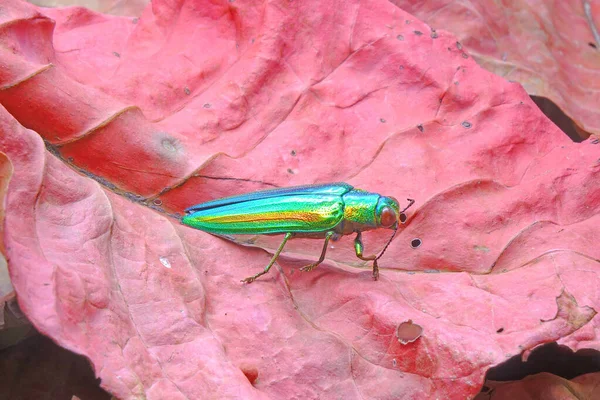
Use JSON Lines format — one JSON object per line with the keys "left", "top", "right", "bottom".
{"left": 410, "top": 238, "right": 422, "bottom": 248}
{"left": 530, "top": 96, "right": 589, "bottom": 142}
{"left": 399, "top": 213, "right": 407, "bottom": 224}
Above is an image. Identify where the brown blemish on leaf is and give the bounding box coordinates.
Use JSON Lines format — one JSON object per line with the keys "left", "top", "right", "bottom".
{"left": 541, "top": 290, "right": 596, "bottom": 329}
{"left": 0, "top": 152, "right": 14, "bottom": 254}
{"left": 396, "top": 319, "right": 423, "bottom": 345}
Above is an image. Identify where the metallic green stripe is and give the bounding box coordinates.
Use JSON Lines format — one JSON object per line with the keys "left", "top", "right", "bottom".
{"left": 182, "top": 194, "right": 344, "bottom": 234}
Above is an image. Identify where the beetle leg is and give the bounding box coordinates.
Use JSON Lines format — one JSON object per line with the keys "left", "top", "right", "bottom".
{"left": 354, "top": 232, "right": 377, "bottom": 261}
{"left": 242, "top": 232, "right": 293, "bottom": 283}
{"left": 300, "top": 231, "right": 335, "bottom": 272}
{"left": 354, "top": 232, "right": 380, "bottom": 280}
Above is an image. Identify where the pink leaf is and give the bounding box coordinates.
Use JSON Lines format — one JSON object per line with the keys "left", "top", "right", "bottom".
{"left": 390, "top": 0, "right": 600, "bottom": 136}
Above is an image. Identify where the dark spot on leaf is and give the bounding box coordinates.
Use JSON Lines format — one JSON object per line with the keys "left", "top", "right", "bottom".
{"left": 417, "top": 124, "right": 424, "bottom": 132}
{"left": 431, "top": 29, "right": 438, "bottom": 39}
{"left": 67, "top": 157, "right": 74, "bottom": 163}
{"left": 399, "top": 65, "right": 404, "bottom": 70}
{"left": 592, "top": 138, "right": 599, "bottom": 144}
{"left": 410, "top": 238, "right": 422, "bottom": 248}
{"left": 153, "top": 199, "right": 163, "bottom": 206}
{"left": 380, "top": 118, "right": 386, "bottom": 123}
{"left": 290, "top": 150, "right": 297, "bottom": 156}
{"left": 589, "top": 42, "right": 597, "bottom": 49}
{"left": 396, "top": 320, "right": 423, "bottom": 344}
{"left": 399, "top": 212, "right": 407, "bottom": 224}
{"left": 497, "top": 327, "right": 504, "bottom": 333}
{"left": 396, "top": 34, "right": 404, "bottom": 41}
{"left": 240, "top": 365, "right": 259, "bottom": 384}
{"left": 184, "top": 87, "right": 191, "bottom": 95}
{"left": 462, "top": 121, "right": 472, "bottom": 128}
{"left": 462, "top": 52, "right": 469, "bottom": 59}
{"left": 132, "top": 18, "right": 138, "bottom": 24}
{"left": 454, "top": 81, "right": 459, "bottom": 85}
{"left": 414, "top": 30, "right": 423, "bottom": 36}
{"left": 287, "top": 168, "right": 294, "bottom": 174}
{"left": 456, "top": 41, "right": 462, "bottom": 50}
{"left": 203, "top": 103, "right": 211, "bottom": 108}
{"left": 112, "top": 51, "right": 120, "bottom": 58}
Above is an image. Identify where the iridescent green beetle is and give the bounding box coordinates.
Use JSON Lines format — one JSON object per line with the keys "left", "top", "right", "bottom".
{"left": 182, "top": 183, "right": 414, "bottom": 283}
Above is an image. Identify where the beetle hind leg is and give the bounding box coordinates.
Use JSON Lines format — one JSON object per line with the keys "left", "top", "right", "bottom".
{"left": 300, "top": 231, "right": 335, "bottom": 273}
{"left": 242, "top": 232, "right": 293, "bottom": 283}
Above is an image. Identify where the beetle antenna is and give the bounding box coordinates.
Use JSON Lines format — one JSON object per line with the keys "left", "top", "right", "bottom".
{"left": 376, "top": 198, "right": 415, "bottom": 261}
{"left": 401, "top": 198, "right": 415, "bottom": 213}
{"left": 376, "top": 226, "right": 397, "bottom": 261}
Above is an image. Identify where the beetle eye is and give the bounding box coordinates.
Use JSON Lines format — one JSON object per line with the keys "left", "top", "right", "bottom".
{"left": 380, "top": 206, "right": 397, "bottom": 228}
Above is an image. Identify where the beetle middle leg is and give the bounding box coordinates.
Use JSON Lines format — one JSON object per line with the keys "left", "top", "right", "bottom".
{"left": 300, "top": 231, "right": 335, "bottom": 273}
{"left": 354, "top": 231, "right": 380, "bottom": 280}
{"left": 242, "top": 232, "right": 293, "bottom": 283}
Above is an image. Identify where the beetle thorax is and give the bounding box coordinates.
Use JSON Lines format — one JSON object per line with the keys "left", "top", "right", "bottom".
{"left": 337, "top": 190, "right": 380, "bottom": 234}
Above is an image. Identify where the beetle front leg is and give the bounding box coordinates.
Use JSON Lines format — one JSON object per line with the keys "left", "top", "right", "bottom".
{"left": 354, "top": 231, "right": 380, "bottom": 280}
{"left": 242, "top": 232, "right": 293, "bottom": 283}
{"left": 300, "top": 231, "right": 335, "bottom": 273}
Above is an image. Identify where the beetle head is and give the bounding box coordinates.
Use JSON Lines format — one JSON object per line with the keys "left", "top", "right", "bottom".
{"left": 376, "top": 196, "right": 402, "bottom": 229}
